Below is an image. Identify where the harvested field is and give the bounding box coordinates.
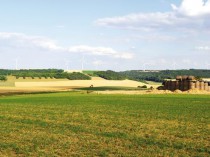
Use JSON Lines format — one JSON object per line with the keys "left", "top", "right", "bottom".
{"left": 15, "top": 79, "right": 151, "bottom": 88}
{"left": 203, "top": 78, "right": 210, "bottom": 81}
{"left": 91, "top": 77, "right": 106, "bottom": 80}
{"left": 0, "top": 87, "right": 70, "bottom": 96}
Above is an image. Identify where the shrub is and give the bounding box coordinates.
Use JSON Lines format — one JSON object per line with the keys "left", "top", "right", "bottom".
{"left": 67, "top": 72, "right": 91, "bottom": 80}
{"left": 95, "top": 70, "right": 126, "bottom": 80}
{"left": 0, "top": 75, "right": 7, "bottom": 81}
{"left": 141, "top": 85, "right": 147, "bottom": 89}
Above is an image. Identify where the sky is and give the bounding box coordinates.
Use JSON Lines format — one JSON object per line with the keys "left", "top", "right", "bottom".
{"left": 0, "top": 0, "right": 210, "bottom": 70}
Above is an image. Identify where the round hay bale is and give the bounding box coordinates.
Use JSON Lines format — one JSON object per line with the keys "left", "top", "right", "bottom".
{"left": 175, "top": 81, "right": 179, "bottom": 90}
{"left": 165, "top": 81, "right": 169, "bottom": 90}
{"left": 182, "top": 75, "right": 188, "bottom": 80}
{"left": 183, "top": 80, "right": 189, "bottom": 91}
{"left": 176, "top": 76, "right": 182, "bottom": 81}
{"left": 188, "top": 76, "right": 195, "bottom": 80}
{"left": 171, "top": 81, "right": 176, "bottom": 91}
{"left": 189, "top": 81, "right": 195, "bottom": 89}
{"left": 195, "top": 81, "right": 200, "bottom": 89}
{"left": 204, "top": 82, "right": 209, "bottom": 91}
{"left": 200, "top": 81, "right": 204, "bottom": 90}
{"left": 179, "top": 81, "right": 184, "bottom": 91}
{"left": 168, "top": 81, "right": 173, "bottom": 90}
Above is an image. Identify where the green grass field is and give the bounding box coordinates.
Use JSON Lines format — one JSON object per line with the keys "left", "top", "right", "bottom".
{"left": 0, "top": 93, "right": 209, "bottom": 156}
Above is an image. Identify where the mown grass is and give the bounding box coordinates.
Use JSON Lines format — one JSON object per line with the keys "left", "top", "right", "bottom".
{"left": 0, "top": 93, "right": 209, "bottom": 156}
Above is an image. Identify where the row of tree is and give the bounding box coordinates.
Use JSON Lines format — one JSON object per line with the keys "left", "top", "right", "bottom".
{"left": 0, "top": 69, "right": 91, "bottom": 80}
{"left": 94, "top": 70, "right": 126, "bottom": 80}
{"left": 1, "top": 69, "right": 210, "bottom": 82}
{"left": 120, "top": 69, "right": 210, "bottom": 82}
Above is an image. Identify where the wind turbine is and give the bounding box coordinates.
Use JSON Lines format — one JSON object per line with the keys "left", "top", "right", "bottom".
{"left": 205, "top": 62, "right": 210, "bottom": 70}
{"left": 80, "top": 55, "right": 86, "bottom": 70}
{"left": 172, "top": 61, "right": 178, "bottom": 70}
{"left": 64, "top": 59, "right": 70, "bottom": 71}
{"left": 13, "top": 58, "right": 19, "bottom": 70}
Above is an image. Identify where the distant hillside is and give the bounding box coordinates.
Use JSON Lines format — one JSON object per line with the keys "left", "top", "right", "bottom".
{"left": 120, "top": 69, "right": 210, "bottom": 82}
{"left": 1, "top": 69, "right": 210, "bottom": 82}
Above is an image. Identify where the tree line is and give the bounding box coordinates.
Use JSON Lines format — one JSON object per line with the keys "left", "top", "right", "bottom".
{"left": 1, "top": 69, "right": 210, "bottom": 82}
{"left": 120, "top": 69, "right": 210, "bottom": 82}
{"left": 0, "top": 69, "right": 91, "bottom": 80}
{"left": 94, "top": 70, "right": 126, "bottom": 80}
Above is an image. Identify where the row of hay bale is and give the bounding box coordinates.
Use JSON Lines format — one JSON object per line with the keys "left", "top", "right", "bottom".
{"left": 164, "top": 81, "right": 210, "bottom": 91}
{"left": 164, "top": 76, "right": 210, "bottom": 91}
{"left": 176, "top": 75, "right": 195, "bottom": 81}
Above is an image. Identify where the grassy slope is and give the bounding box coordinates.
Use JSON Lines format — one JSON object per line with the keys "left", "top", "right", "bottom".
{"left": 0, "top": 93, "right": 209, "bottom": 156}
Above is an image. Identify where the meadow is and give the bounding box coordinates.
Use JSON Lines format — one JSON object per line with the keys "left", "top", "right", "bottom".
{"left": 0, "top": 92, "right": 209, "bottom": 156}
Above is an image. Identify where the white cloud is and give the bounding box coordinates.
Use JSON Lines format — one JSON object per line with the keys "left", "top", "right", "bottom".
{"left": 68, "top": 45, "right": 116, "bottom": 55}
{"left": 173, "top": 0, "right": 210, "bottom": 16}
{"left": 92, "top": 60, "right": 104, "bottom": 66}
{"left": 68, "top": 45, "right": 133, "bottom": 59}
{"left": 0, "top": 32, "right": 63, "bottom": 51}
{"left": 195, "top": 46, "right": 210, "bottom": 51}
{"left": 95, "top": 0, "right": 210, "bottom": 32}
{"left": 0, "top": 32, "right": 133, "bottom": 59}
{"left": 114, "top": 52, "right": 133, "bottom": 59}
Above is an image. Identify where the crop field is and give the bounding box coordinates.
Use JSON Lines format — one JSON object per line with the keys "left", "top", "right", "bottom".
{"left": 14, "top": 79, "right": 147, "bottom": 88}
{"left": 0, "top": 93, "right": 209, "bottom": 156}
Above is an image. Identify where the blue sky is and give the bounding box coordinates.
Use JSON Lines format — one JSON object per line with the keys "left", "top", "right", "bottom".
{"left": 0, "top": 0, "right": 210, "bottom": 70}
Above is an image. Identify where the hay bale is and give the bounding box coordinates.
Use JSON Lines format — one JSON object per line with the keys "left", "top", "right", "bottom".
{"left": 200, "top": 81, "right": 204, "bottom": 90}
{"left": 171, "top": 81, "right": 176, "bottom": 91}
{"left": 176, "top": 76, "right": 182, "bottom": 81}
{"left": 182, "top": 75, "right": 188, "bottom": 80}
{"left": 165, "top": 81, "right": 169, "bottom": 90}
{"left": 189, "top": 81, "right": 195, "bottom": 89}
{"left": 195, "top": 81, "right": 200, "bottom": 89}
{"left": 168, "top": 81, "right": 173, "bottom": 90}
{"left": 180, "top": 81, "right": 184, "bottom": 91}
{"left": 175, "top": 81, "right": 179, "bottom": 90}
{"left": 188, "top": 76, "right": 195, "bottom": 80}
{"left": 204, "top": 82, "right": 209, "bottom": 91}
{"left": 183, "top": 80, "right": 189, "bottom": 91}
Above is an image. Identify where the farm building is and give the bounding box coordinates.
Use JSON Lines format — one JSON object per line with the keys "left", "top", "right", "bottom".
{"left": 163, "top": 76, "right": 210, "bottom": 91}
